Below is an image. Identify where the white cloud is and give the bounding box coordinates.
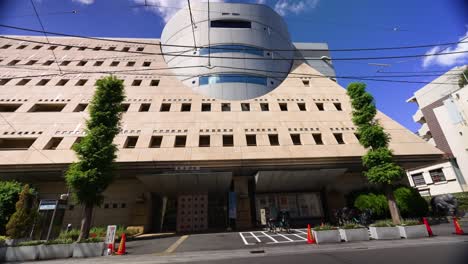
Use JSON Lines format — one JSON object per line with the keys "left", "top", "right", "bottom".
{"left": 72, "top": 0, "right": 95, "bottom": 4}
{"left": 422, "top": 29, "right": 468, "bottom": 68}
{"left": 274, "top": 0, "right": 319, "bottom": 16}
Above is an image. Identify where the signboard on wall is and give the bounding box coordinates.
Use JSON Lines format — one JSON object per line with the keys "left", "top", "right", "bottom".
{"left": 105, "top": 225, "right": 117, "bottom": 245}
{"left": 228, "top": 192, "right": 237, "bottom": 219}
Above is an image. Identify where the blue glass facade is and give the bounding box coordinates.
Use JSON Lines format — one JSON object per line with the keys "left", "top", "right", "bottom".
{"left": 199, "top": 45, "right": 264, "bottom": 56}
{"left": 199, "top": 74, "right": 267, "bottom": 86}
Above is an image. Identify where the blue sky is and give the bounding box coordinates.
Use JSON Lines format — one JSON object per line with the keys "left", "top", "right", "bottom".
{"left": 1, "top": 0, "right": 467, "bottom": 132}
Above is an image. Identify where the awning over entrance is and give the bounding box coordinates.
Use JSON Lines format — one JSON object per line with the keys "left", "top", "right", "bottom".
{"left": 137, "top": 172, "right": 232, "bottom": 195}
{"left": 255, "top": 169, "right": 347, "bottom": 192}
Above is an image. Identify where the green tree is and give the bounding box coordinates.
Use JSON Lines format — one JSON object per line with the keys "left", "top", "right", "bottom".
{"left": 0, "top": 181, "right": 32, "bottom": 235}
{"left": 347, "top": 82, "right": 404, "bottom": 224}
{"left": 65, "top": 76, "right": 125, "bottom": 241}
{"left": 459, "top": 68, "right": 468, "bottom": 88}
{"left": 5, "top": 185, "right": 37, "bottom": 239}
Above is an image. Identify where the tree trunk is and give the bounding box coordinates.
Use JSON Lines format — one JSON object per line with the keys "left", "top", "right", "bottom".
{"left": 384, "top": 184, "right": 401, "bottom": 225}
{"left": 78, "top": 203, "right": 93, "bottom": 242}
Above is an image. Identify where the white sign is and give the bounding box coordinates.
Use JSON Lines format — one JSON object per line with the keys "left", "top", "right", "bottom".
{"left": 105, "top": 225, "right": 117, "bottom": 245}
{"left": 260, "top": 209, "right": 266, "bottom": 225}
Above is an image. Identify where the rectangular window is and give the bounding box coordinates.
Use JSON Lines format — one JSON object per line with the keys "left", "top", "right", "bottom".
{"left": 211, "top": 20, "right": 251, "bottom": 28}
{"left": 71, "top": 137, "right": 82, "bottom": 149}
{"left": 36, "top": 79, "right": 50, "bottom": 86}
{"left": 199, "top": 135, "right": 210, "bottom": 147}
{"left": 7, "top": 60, "right": 20, "bottom": 66}
{"left": 108, "top": 47, "right": 116, "bottom": 51}
{"left": 0, "top": 44, "right": 12, "bottom": 49}
{"left": 268, "top": 134, "right": 279, "bottom": 146}
{"left": 77, "top": 60, "right": 87, "bottom": 66}
{"left": 290, "top": 134, "right": 301, "bottom": 145}
{"left": 33, "top": 45, "right": 42, "bottom": 50}
{"left": 73, "top": 103, "right": 88, "bottom": 112}
{"left": 75, "top": 79, "right": 88, "bottom": 86}
{"left": 149, "top": 136, "right": 163, "bottom": 148}
{"left": 0, "top": 104, "right": 21, "bottom": 112}
{"left": 44, "top": 137, "right": 63, "bottom": 150}
{"left": 316, "top": 103, "right": 324, "bottom": 111}
{"left": 43, "top": 60, "right": 54, "bottom": 66}
{"left": 181, "top": 103, "right": 191, "bottom": 112}
{"left": 143, "top": 61, "right": 151, "bottom": 67}
{"left": 93, "top": 46, "right": 101, "bottom": 51}
{"left": 241, "top": 103, "right": 250, "bottom": 111}
{"left": 126, "top": 61, "right": 136, "bottom": 67}
{"left": 28, "top": 104, "right": 66, "bottom": 112}
{"left": 0, "top": 138, "right": 36, "bottom": 150}
{"left": 48, "top": 46, "right": 58, "bottom": 50}
{"left": 139, "top": 103, "right": 151, "bottom": 112}
{"left": 137, "top": 47, "right": 144, "bottom": 51}
{"left": 110, "top": 61, "right": 120, "bottom": 67}
{"left": 334, "top": 133, "right": 345, "bottom": 144}
{"left": 17, "top": 79, "right": 31, "bottom": 86}
{"left": 201, "top": 103, "right": 211, "bottom": 112}
{"left": 63, "top": 46, "right": 72, "bottom": 50}
{"left": 60, "top": 60, "right": 71, "bottom": 66}
{"left": 56, "top": 79, "right": 69, "bottom": 86}
{"left": 17, "top": 45, "right": 27, "bottom": 50}
{"left": 312, "top": 133, "right": 323, "bottom": 145}
{"left": 94, "top": 61, "right": 104, "bottom": 66}
{"left": 279, "top": 103, "right": 288, "bottom": 111}
{"left": 150, "top": 80, "right": 160, "bottom": 86}
{"left": 221, "top": 103, "right": 231, "bottom": 112}
{"left": 132, "top": 80, "right": 142, "bottom": 86}
{"left": 122, "top": 47, "right": 130, "bottom": 52}
{"left": 246, "top": 134, "right": 257, "bottom": 146}
{"left": 0, "top": 79, "right": 11, "bottom": 85}
{"left": 298, "top": 103, "right": 307, "bottom": 111}
{"left": 429, "top": 169, "right": 446, "bottom": 183}
{"left": 260, "top": 103, "right": 269, "bottom": 111}
{"left": 26, "top": 60, "right": 38, "bottom": 65}
{"left": 411, "top": 173, "right": 426, "bottom": 186}
{"left": 124, "top": 136, "right": 138, "bottom": 149}
{"left": 223, "top": 135, "right": 234, "bottom": 147}
{"left": 160, "top": 103, "right": 171, "bottom": 112}
{"left": 302, "top": 80, "right": 310, "bottom": 87}
{"left": 174, "top": 135, "right": 187, "bottom": 147}
{"left": 334, "top": 103, "right": 342, "bottom": 111}
{"left": 121, "top": 104, "right": 130, "bottom": 112}
{"left": 78, "top": 46, "right": 86, "bottom": 51}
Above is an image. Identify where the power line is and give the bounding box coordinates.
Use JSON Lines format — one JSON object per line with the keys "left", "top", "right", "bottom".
{"left": 1, "top": 23, "right": 468, "bottom": 53}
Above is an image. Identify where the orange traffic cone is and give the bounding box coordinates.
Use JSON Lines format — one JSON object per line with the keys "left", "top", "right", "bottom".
{"left": 453, "top": 217, "right": 465, "bottom": 235}
{"left": 422, "top": 217, "right": 433, "bottom": 237}
{"left": 306, "top": 224, "right": 316, "bottom": 244}
{"left": 116, "top": 233, "right": 127, "bottom": 255}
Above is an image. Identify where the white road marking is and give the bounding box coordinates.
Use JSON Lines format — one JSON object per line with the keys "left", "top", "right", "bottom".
{"left": 261, "top": 231, "right": 278, "bottom": 243}
{"left": 250, "top": 232, "right": 261, "bottom": 242}
{"left": 277, "top": 233, "right": 294, "bottom": 241}
{"left": 239, "top": 233, "right": 253, "bottom": 245}
{"left": 292, "top": 233, "right": 308, "bottom": 241}
{"left": 239, "top": 229, "right": 310, "bottom": 245}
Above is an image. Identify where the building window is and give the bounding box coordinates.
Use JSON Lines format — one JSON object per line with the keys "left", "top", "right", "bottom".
{"left": 17, "top": 79, "right": 31, "bottom": 86}
{"left": 94, "top": 61, "right": 104, "bottom": 66}
{"left": 7, "top": 60, "right": 20, "bottom": 66}
{"left": 279, "top": 103, "right": 288, "bottom": 111}
{"left": 0, "top": 79, "right": 11, "bottom": 85}
{"left": 126, "top": 61, "right": 135, "bottom": 67}
{"left": 121, "top": 104, "right": 130, "bottom": 112}
{"left": 26, "top": 60, "right": 38, "bottom": 65}
{"left": 199, "top": 74, "right": 267, "bottom": 86}
{"left": 110, "top": 61, "right": 120, "bottom": 67}
{"left": 36, "top": 79, "right": 51, "bottom": 86}
{"left": 199, "top": 135, "right": 210, "bottom": 147}
{"left": 63, "top": 46, "right": 72, "bottom": 50}
{"left": 75, "top": 79, "right": 88, "bottom": 86}
{"left": 221, "top": 103, "right": 231, "bottom": 112}
{"left": 33, "top": 45, "right": 42, "bottom": 50}
{"left": 0, "top": 138, "right": 37, "bottom": 150}
{"left": 429, "top": 169, "right": 446, "bottom": 183}
{"left": 302, "top": 80, "right": 310, "bottom": 87}
{"left": 137, "top": 47, "right": 144, "bottom": 51}
{"left": 174, "top": 135, "right": 187, "bottom": 148}
{"left": 124, "top": 136, "right": 138, "bottom": 148}
{"left": 290, "top": 134, "right": 301, "bottom": 145}
{"left": 142, "top": 61, "right": 151, "bottom": 67}
{"left": 122, "top": 47, "right": 130, "bottom": 52}
{"left": 150, "top": 80, "right": 160, "bottom": 86}
{"left": 44, "top": 137, "right": 63, "bottom": 150}
{"left": 72, "top": 137, "right": 83, "bottom": 149}
{"left": 17, "top": 45, "right": 27, "bottom": 50}
{"left": 56, "top": 79, "right": 69, "bottom": 86}
{"left": 149, "top": 136, "right": 163, "bottom": 148}
{"left": 28, "top": 104, "right": 66, "bottom": 112}
{"left": 73, "top": 103, "right": 88, "bottom": 112}
{"left": 334, "top": 133, "right": 345, "bottom": 144}
{"left": 181, "top": 103, "right": 191, "bottom": 112}
{"left": 160, "top": 103, "right": 171, "bottom": 112}
{"left": 139, "top": 103, "right": 151, "bottom": 112}
{"left": 268, "top": 134, "right": 279, "bottom": 146}
{"left": 60, "top": 60, "right": 71, "bottom": 66}
{"left": 241, "top": 103, "right": 250, "bottom": 111}
{"left": 334, "top": 103, "right": 342, "bottom": 111}
{"left": 223, "top": 135, "right": 234, "bottom": 147}
{"left": 0, "top": 104, "right": 21, "bottom": 112}
{"left": 132, "top": 80, "right": 142, "bottom": 86}
{"left": 43, "top": 60, "right": 54, "bottom": 66}
{"left": 211, "top": 20, "right": 251, "bottom": 28}
{"left": 93, "top": 46, "right": 101, "bottom": 51}
{"left": 260, "top": 103, "right": 269, "bottom": 111}
{"left": 298, "top": 103, "right": 307, "bottom": 111}
{"left": 78, "top": 46, "right": 86, "bottom": 51}
{"left": 199, "top": 45, "right": 263, "bottom": 56}
{"left": 201, "top": 103, "right": 211, "bottom": 112}
{"left": 246, "top": 134, "right": 256, "bottom": 146}
{"left": 108, "top": 47, "right": 116, "bottom": 51}
{"left": 48, "top": 46, "right": 58, "bottom": 50}
{"left": 0, "top": 44, "right": 12, "bottom": 49}
{"left": 312, "top": 133, "right": 323, "bottom": 145}
{"left": 316, "top": 103, "right": 324, "bottom": 111}
{"left": 77, "top": 60, "right": 87, "bottom": 66}
{"left": 411, "top": 173, "right": 426, "bottom": 186}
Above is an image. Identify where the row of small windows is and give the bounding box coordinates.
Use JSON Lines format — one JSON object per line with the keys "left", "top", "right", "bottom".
{"left": 0, "top": 43, "right": 145, "bottom": 52}
{"left": 0, "top": 78, "right": 160, "bottom": 87}
{"left": 0, "top": 102, "right": 342, "bottom": 113}
{"left": 411, "top": 169, "right": 447, "bottom": 186}
{"left": 3, "top": 59, "right": 152, "bottom": 67}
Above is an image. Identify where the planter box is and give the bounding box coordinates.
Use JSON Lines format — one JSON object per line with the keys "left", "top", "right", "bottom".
{"left": 5, "top": 245, "right": 40, "bottom": 262}
{"left": 398, "top": 225, "right": 428, "bottom": 239}
{"left": 339, "top": 228, "right": 369, "bottom": 242}
{"left": 0, "top": 247, "right": 6, "bottom": 262}
{"left": 72, "top": 242, "right": 104, "bottom": 258}
{"left": 369, "top": 226, "right": 400, "bottom": 240}
{"left": 312, "top": 229, "right": 341, "bottom": 244}
{"left": 38, "top": 244, "right": 74, "bottom": 260}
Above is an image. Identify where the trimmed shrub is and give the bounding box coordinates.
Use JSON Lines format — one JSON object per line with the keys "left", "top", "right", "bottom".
{"left": 394, "top": 186, "right": 428, "bottom": 218}
{"left": 0, "top": 181, "right": 30, "bottom": 235}
{"left": 58, "top": 229, "right": 80, "bottom": 241}
{"left": 370, "top": 219, "right": 396, "bottom": 227}
{"left": 5, "top": 185, "right": 37, "bottom": 239}
{"left": 354, "top": 193, "right": 389, "bottom": 218}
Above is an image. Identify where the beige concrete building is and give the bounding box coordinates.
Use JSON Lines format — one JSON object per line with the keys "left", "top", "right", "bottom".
{"left": 0, "top": 3, "right": 443, "bottom": 233}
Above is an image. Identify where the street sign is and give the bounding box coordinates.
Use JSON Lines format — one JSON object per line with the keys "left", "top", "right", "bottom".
{"left": 260, "top": 208, "right": 266, "bottom": 225}
{"left": 105, "top": 225, "right": 117, "bottom": 245}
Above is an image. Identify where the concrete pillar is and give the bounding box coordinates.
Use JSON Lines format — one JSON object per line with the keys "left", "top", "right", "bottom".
{"left": 233, "top": 176, "right": 252, "bottom": 229}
